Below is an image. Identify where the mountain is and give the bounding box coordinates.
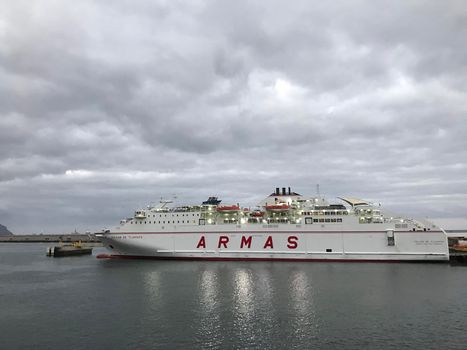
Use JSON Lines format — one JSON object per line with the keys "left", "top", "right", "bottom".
{"left": 0, "top": 224, "right": 13, "bottom": 235}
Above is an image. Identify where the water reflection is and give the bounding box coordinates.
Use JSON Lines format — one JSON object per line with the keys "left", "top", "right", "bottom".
{"left": 196, "top": 269, "right": 222, "bottom": 348}
{"left": 143, "top": 269, "right": 162, "bottom": 305}
{"left": 231, "top": 268, "right": 257, "bottom": 345}
{"left": 288, "top": 269, "right": 319, "bottom": 340}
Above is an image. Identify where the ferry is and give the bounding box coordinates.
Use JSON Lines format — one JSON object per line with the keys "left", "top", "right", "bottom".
{"left": 97, "top": 187, "right": 449, "bottom": 262}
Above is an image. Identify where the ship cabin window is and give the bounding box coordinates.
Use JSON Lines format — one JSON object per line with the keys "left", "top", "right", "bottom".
{"left": 305, "top": 217, "right": 313, "bottom": 224}
{"left": 326, "top": 248, "right": 332, "bottom": 252}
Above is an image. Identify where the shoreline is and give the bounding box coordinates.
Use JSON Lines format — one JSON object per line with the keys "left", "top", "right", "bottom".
{"left": 0, "top": 234, "right": 101, "bottom": 243}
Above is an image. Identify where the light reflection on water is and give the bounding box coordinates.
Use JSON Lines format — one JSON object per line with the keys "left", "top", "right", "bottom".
{"left": 232, "top": 268, "right": 256, "bottom": 344}
{"left": 288, "top": 270, "right": 319, "bottom": 341}
{"left": 196, "top": 269, "right": 222, "bottom": 349}
{"left": 143, "top": 269, "right": 162, "bottom": 310}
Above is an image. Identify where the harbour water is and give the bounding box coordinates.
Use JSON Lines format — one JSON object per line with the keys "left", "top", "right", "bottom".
{"left": 0, "top": 244, "right": 466, "bottom": 349}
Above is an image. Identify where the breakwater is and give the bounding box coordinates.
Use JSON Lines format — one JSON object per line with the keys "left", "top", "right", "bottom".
{"left": 0, "top": 234, "right": 101, "bottom": 243}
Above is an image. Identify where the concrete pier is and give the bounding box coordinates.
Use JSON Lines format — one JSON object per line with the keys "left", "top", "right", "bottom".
{"left": 0, "top": 234, "right": 101, "bottom": 243}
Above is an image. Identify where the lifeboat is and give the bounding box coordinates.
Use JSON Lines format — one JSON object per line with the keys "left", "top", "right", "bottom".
{"left": 217, "top": 205, "right": 241, "bottom": 213}
{"left": 250, "top": 211, "right": 265, "bottom": 217}
{"left": 265, "top": 204, "right": 290, "bottom": 212}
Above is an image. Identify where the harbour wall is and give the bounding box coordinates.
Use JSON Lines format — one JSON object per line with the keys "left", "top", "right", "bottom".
{"left": 0, "top": 234, "right": 101, "bottom": 243}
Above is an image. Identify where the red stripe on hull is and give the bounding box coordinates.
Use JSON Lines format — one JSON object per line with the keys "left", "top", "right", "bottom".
{"left": 108, "top": 230, "right": 443, "bottom": 235}
{"left": 97, "top": 254, "right": 447, "bottom": 263}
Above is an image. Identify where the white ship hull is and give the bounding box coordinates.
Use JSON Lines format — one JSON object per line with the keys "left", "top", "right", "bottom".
{"left": 99, "top": 225, "right": 449, "bottom": 262}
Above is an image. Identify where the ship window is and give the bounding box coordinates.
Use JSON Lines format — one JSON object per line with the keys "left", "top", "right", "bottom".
{"left": 337, "top": 218, "right": 342, "bottom": 223}
{"left": 331, "top": 218, "right": 336, "bottom": 223}
{"left": 326, "top": 248, "right": 332, "bottom": 252}
{"left": 319, "top": 218, "right": 325, "bottom": 223}
{"left": 158, "top": 221, "right": 160, "bottom": 224}
{"left": 305, "top": 217, "right": 313, "bottom": 224}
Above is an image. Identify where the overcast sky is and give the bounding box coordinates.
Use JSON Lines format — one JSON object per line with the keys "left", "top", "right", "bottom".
{"left": 1, "top": 0, "right": 466, "bottom": 233}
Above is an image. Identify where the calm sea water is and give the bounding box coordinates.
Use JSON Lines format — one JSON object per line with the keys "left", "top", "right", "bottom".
{"left": 0, "top": 244, "right": 466, "bottom": 350}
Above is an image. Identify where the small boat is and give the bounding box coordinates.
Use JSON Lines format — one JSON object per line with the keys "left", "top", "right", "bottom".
{"left": 250, "top": 211, "right": 265, "bottom": 217}
{"left": 46, "top": 241, "right": 93, "bottom": 257}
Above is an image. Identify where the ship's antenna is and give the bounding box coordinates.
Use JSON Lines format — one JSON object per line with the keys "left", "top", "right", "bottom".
{"left": 160, "top": 196, "right": 173, "bottom": 208}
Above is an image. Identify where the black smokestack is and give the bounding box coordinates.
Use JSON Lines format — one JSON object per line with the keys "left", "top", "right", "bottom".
{"left": 282, "top": 187, "right": 286, "bottom": 195}
{"left": 288, "top": 187, "right": 291, "bottom": 195}
{"left": 275, "top": 187, "right": 280, "bottom": 195}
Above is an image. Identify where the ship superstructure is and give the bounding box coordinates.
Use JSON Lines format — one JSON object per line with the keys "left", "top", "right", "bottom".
{"left": 97, "top": 187, "right": 449, "bottom": 261}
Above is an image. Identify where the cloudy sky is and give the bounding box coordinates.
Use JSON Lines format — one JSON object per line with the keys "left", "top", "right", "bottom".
{"left": 1, "top": 0, "right": 466, "bottom": 233}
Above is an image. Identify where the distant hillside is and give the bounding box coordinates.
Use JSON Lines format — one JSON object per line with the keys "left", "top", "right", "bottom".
{"left": 0, "top": 224, "right": 13, "bottom": 236}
